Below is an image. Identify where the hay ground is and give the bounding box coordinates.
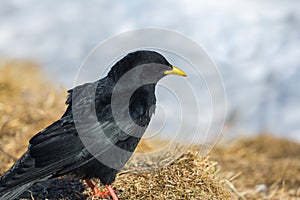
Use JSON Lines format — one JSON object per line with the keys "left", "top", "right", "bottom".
{"left": 0, "top": 62, "right": 299, "bottom": 200}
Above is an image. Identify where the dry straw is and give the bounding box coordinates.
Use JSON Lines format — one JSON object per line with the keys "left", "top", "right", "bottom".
{"left": 0, "top": 62, "right": 299, "bottom": 199}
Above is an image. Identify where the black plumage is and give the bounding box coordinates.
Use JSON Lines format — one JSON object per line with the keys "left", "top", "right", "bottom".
{"left": 0, "top": 50, "right": 186, "bottom": 199}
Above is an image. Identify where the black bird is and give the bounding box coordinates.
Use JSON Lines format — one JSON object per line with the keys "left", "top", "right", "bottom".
{"left": 0, "top": 50, "right": 186, "bottom": 200}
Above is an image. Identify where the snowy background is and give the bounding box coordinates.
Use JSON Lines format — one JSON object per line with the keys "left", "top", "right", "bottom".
{"left": 0, "top": 0, "right": 299, "bottom": 142}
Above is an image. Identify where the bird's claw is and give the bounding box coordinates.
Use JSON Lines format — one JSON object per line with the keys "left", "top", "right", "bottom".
{"left": 89, "top": 187, "right": 110, "bottom": 198}
{"left": 88, "top": 185, "right": 119, "bottom": 199}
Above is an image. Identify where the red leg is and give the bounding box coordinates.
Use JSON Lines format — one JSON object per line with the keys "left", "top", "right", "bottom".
{"left": 85, "top": 179, "right": 110, "bottom": 198}
{"left": 85, "top": 179, "right": 119, "bottom": 199}
{"left": 106, "top": 185, "right": 119, "bottom": 200}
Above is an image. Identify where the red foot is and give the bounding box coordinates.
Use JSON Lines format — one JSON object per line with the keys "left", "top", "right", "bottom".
{"left": 106, "top": 185, "right": 118, "bottom": 200}
{"left": 85, "top": 179, "right": 119, "bottom": 200}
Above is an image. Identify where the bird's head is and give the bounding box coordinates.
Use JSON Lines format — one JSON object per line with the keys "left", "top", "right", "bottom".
{"left": 107, "top": 50, "right": 186, "bottom": 84}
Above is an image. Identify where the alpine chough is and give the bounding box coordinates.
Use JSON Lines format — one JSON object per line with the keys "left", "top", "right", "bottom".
{"left": 0, "top": 50, "right": 186, "bottom": 200}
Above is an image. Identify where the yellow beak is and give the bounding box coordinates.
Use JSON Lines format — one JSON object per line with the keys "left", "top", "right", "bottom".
{"left": 164, "top": 66, "right": 187, "bottom": 77}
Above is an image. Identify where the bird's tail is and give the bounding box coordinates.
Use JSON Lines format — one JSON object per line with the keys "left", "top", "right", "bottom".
{"left": 0, "top": 150, "right": 48, "bottom": 200}
{"left": 0, "top": 182, "right": 34, "bottom": 200}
